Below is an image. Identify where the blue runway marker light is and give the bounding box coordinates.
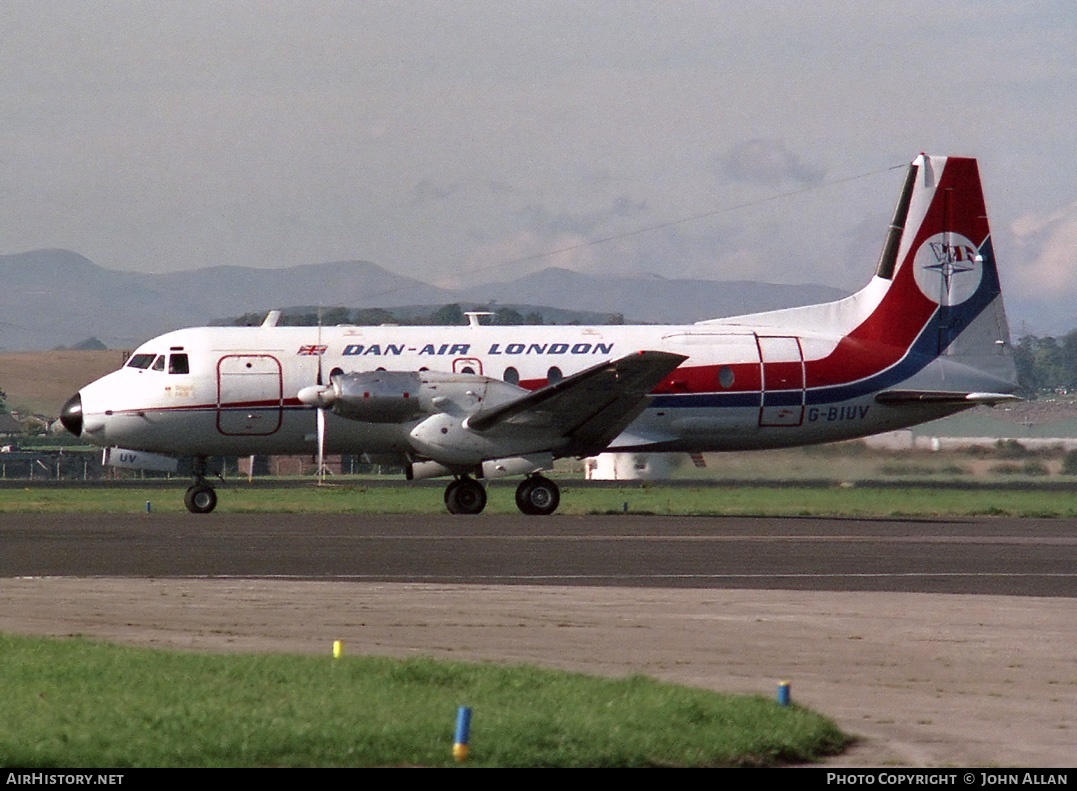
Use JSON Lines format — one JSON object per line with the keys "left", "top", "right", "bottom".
{"left": 453, "top": 706, "right": 472, "bottom": 762}
{"left": 777, "top": 680, "right": 791, "bottom": 707}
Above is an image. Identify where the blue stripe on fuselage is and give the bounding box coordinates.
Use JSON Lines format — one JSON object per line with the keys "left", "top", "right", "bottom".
{"left": 652, "top": 237, "right": 1000, "bottom": 410}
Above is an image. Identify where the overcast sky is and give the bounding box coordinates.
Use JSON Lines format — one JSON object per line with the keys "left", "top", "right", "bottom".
{"left": 2, "top": 1, "right": 1075, "bottom": 332}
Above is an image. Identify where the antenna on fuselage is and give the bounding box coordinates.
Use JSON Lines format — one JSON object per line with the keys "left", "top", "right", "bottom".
{"left": 465, "top": 311, "right": 494, "bottom": 328}
{"left": 261, "top": 310, "right": 281, "bottom": 328}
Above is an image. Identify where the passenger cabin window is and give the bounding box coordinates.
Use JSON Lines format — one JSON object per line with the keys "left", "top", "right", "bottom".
{"left": 169, "top": 354, "right": 190, "bottom": 374}
{"left": 503, "top": 366, "right": 520, "bottom": 385}
{"left": 151, "top": 355, "right": 165, "bottom": 372}
{"left": 547, "top": 366, "right": 563, "bottom": 385}
{"left": 126, "top": 353, "right": 156, "bottom": 369}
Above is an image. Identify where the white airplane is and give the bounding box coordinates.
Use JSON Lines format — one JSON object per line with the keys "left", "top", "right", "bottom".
{"left": 60, "top": 154, "right": 1019, "bottom": 515}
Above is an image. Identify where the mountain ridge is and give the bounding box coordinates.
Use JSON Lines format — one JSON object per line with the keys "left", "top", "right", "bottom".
{"left": 1, "top": 249, "right": 847, "bottom": 351}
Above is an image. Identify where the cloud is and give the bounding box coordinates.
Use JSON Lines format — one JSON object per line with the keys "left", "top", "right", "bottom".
{"left": 411, "top": 180, "right": 461, "bottom": 204}
{"left": 516, "top": 196, "right": 649, "bottom": 239}
{"left": 720, "top": 140, "right": 825, "bottom": 186}
{"left": 447, "top": 229, "right": 601, "bottom": 289}
{"left": 1009, "top": 202, "right": 1077, "bottom": 298}
{"left": 411, "top": 179, "right": 517, "bottom": 206}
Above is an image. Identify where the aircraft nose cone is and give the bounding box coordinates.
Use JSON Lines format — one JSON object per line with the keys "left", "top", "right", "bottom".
{"left": 60, "top": 393, "right": 83, "bottom": 437}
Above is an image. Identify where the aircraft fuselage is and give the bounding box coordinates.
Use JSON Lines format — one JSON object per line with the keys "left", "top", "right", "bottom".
{"left": 74, "top": 318, "right": 977, "bottom": 459}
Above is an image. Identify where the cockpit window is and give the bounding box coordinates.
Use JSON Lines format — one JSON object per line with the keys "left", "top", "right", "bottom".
{"left": 126, "top": 353, "right": 156, "bottom": 369}
{"left": 151, "top": 355, "right": 165, "bottom": 372}
{"left": 169, "top": 354, "right": 190, "bottom": 374}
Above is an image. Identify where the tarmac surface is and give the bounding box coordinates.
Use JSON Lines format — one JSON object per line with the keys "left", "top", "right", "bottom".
{"left": 2, "top": 512, "right": 1075, "bottom": 767}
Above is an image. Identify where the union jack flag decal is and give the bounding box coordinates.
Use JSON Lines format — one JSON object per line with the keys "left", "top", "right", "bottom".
{"left": 296, "top": 344, "right": 327, "bottom": 356}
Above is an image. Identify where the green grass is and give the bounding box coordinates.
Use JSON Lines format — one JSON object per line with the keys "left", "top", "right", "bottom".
{"left": 1, "top": 481, "right": 1076, "bottom": 517}
{"left": 0, "top": 634, "right": 846, "bottom": 768}
{"left": 580, "top": 484, "right": 1077, "bottom": 518}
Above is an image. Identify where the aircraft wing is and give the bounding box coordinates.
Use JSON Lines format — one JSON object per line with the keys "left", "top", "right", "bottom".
{"left": 466, "top": 350, "right": 687, "bottom": 457}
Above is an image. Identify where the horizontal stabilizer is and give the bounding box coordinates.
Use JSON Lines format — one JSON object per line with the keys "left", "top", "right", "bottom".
{"left": 875, "top": 390, "right": 1022, "bottom": 406}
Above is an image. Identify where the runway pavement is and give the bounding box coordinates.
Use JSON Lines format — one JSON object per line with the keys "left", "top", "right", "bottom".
{"left": 0, "top": 512, "right": 1075, "bottom": 596}
{"left": 2, "top": 512, "right": 1075, "bottom": 767}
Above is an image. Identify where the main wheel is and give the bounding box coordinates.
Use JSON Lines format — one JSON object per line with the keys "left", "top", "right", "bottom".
{"left": 445, "top": 477, "right": 487, "bottom": 515}
{"left": 444, "top": 479, "right": 459, "bottom": 505}
{"left": 515, "top": 475, "right": 560, "bottom": 516}
{"left": 184, "top": 483, "right": 218, "bottom": 514}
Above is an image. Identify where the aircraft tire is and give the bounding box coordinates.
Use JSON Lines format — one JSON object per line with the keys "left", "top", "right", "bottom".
{"left": 184, "top": 484, "right": 218, "bottom": 514}
{"left": 515, "top": 479, "right": 537, "bottom": 515}
{"left": 515, "top": 476, "right": 559, "bottom": 516}
{"left": 445, "top": 478, "right": 486, "bottom": 515}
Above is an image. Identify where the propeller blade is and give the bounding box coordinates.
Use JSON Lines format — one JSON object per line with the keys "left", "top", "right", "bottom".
{"left": 316, "top": 406, "right": 326, "bottom": 484}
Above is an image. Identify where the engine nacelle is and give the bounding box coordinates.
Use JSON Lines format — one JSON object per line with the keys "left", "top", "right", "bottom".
{"left": 406, "top": 453, "right": 553, "bottom": 481}
{"left": 329, "top": 371, "right": 426, "bottom": 422}
{"left": 308, "top": 369, "right": 527, "bottom": 424}
{"left": 407, "top": 412, "right": 556, "bottom": 466}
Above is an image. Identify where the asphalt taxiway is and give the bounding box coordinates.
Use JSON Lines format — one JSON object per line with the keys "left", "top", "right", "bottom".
{"left": 1, "top": 512, "right": 1075, "bottom": 596}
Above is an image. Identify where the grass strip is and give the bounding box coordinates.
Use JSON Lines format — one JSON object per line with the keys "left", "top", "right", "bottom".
{"left": 0, "top": 634, "right": 847, "bottom": 768}
{"left": 0, "top": 482, "right": 1074, "bottom": 517}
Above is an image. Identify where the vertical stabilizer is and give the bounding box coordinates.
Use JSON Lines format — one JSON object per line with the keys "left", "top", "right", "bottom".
{"left": 862, "top": 155, "right": 1015, "bottom": 393}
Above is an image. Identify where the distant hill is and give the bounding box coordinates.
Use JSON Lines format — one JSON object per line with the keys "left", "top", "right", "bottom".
{"left": 461, "top": 267, "right": 847, "bottom": 324}
{"left": 53, "top": 337, "right": 108, "bottom": 351}
{"left": 1, "top": 249, "right": 847, "bottom": 351}
{"left": 0, "top": 250, "right": 456, "bottom": 350}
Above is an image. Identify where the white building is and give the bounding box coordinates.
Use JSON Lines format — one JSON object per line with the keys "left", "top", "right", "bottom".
{"left": 584, "top": 453, "right": 677, "bottom": 480}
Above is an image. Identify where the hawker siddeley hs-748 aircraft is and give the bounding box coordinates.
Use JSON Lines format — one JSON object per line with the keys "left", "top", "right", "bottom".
{"left": 61, "top": 154, "right": 1019, "bottom": 515}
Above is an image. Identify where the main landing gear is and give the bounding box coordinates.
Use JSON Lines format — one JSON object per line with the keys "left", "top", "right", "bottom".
{"left": 444, "top": 476, "right": 487, "bottom": 515}
{"left": 441, "top": 474, "right": 561, "bottom": 516}
{"left": 184, "top": 456, "right": 218, "bottom": 514}
{"left": 515, "top": 475, "right": 560, "bottom": 516}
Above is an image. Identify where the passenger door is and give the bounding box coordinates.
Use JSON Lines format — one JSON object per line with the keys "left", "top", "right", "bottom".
{"left": 216, "top": 354, "right": 283, "bottom": 435}
{"left": 756, "top": 335, "right": 805, "bottom": 427}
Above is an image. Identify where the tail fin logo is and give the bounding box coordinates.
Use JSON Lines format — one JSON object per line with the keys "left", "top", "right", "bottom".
{"left": 913, "top": 233, "right": 983, "bottom": 306}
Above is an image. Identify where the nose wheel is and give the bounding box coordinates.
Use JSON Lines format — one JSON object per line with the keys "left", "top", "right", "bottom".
{"left": 184, "top": 483, "right": 218, "bottom": 514}
{"left": 444, "top": 476, "right": 487, "bottom": 515}
{"left": 184, "top": 456, "right": 218, "bottom": 514}
{"left": 515, "top": 475, "right": 560, "bottom": 516}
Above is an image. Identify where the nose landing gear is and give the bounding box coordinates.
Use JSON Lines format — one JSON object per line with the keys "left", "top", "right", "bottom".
{"left": 184, "top": 483, "right": 218, "bottom": 514}
{"left": 184, "top": 456, "right": 218, "bottom": 514}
